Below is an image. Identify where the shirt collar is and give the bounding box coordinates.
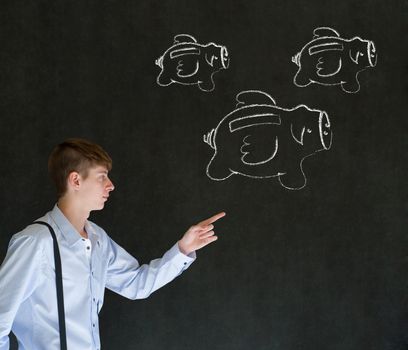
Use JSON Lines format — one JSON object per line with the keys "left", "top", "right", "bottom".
{"left": 49, "top": 204, "right": 97, "bottom": 247}
{"left": 85, "top": 221, "right": 99, "bottom": 244}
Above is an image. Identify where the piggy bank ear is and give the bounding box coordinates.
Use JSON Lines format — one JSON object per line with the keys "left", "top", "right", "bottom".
{"left": 290, "top": 123, "right": 306, "bottom": 145}
{"left": 349, "top": 47, "right": 362, "bottom": 64}
{"left": 205, "top": 52, "right": 217, "bottom": 66}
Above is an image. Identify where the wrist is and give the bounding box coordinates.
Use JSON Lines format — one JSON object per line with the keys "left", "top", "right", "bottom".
{"left": 178, "top": 240, "right": 190, "bottom": 256}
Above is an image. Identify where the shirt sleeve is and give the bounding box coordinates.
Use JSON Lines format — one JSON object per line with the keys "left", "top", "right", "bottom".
{"left": 105, "top": 238, "right": 196, "bottom": 300}
{"left": 0, "top": 234, "right": 44, "bottom": 350}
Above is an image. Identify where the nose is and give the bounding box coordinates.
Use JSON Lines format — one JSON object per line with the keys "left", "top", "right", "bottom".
{"left": 106, "top": 178, "right": 115, "bottom": 192}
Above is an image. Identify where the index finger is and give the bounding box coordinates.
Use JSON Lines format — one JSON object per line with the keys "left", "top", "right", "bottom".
{"left": 199, "top": 212, "right": 226, "bottom": 226}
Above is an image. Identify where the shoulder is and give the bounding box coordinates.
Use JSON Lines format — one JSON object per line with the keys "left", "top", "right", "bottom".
{"left": 10, "top": 208, "right": 58, "bottom": 244}
{"left": 12, "top": 222, "right": 53, "bottom": 241}
{"left": 9, "top": 222, "right": 53, "bottom": 253}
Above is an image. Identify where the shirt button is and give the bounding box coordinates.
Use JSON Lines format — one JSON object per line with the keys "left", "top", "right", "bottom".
{"left": 87, "top": 246, "right": 90, "bottom": 250}
{"left": 183, "top": 262, "right": 187, "bottom": 265}
{"left": 82, "top": 238, "right": 85, "bottom": 241}
{"left": 93, "top": 324, "right": 95, "bottom": 327}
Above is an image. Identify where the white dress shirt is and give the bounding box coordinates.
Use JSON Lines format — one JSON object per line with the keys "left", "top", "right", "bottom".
{"left": 0, "top": 205, "right": 195, "bottom": 350}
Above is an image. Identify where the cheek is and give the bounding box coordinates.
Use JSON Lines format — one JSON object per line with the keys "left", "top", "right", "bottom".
{"left": 85, "top": 183, "right": 103, "bottom": 195}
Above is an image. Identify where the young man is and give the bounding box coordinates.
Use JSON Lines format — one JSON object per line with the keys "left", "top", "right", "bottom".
{"left": 0, "top": 138, "right": 225, "bottom": 350}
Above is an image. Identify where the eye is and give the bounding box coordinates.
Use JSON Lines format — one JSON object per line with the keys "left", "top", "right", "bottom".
{"left": 307, "top": 129, "right": 312, "bottom": 133}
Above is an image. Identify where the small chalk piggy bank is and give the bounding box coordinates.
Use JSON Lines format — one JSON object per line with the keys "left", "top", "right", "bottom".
{"left": 203, "top": 90, "right": 332, "bottom": 190}
{"left": 292, "top": 27, "right": 377, "bottom": 93}
{"left": 156, "top": 34, "right": 229, "bottom": 92}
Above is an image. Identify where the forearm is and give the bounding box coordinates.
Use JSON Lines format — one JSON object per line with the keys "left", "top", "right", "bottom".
{"left": 107, "top": 243, "right": 195, "bottom": 299}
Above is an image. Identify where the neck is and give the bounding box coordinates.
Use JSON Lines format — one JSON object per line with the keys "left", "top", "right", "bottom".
{"left": 57, "top": 197, "right": 90, "bottom": 238}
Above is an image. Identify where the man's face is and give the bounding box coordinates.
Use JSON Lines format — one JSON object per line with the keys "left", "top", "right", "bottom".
{"left": 78, "top": 165, "right": 115, "bottom": 211}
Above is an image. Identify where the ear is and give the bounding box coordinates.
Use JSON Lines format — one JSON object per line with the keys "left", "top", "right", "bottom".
{"left": 67, "top": 171, "right": 81, "bottom": 190}
{"left": 290, "top": 123, "right": 306, "bottom": 145}
{"left": 348, "top": 48, "right": 361, "bottom": 64}
{"left": 205, "top": 53, "right": 215, "bottom": 66}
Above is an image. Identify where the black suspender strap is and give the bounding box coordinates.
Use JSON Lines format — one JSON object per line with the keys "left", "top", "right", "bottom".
{"left": 33, "top": 221, "right": 68, "bottom": 350}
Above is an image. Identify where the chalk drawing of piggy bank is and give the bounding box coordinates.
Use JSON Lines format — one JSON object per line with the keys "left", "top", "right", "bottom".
{"left": 292, "top": 27, "right": 377, "bottom": 93}
{"left": 156, "top": 34, "right": 229, "bottom": 92}
{"left": 203, "top": 90, "right": 333, "bottom": 190}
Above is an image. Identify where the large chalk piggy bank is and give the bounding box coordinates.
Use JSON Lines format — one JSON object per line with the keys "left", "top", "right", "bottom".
{"left": 292, "top": 27, "right": 377, "bottom": 93}
{"left": 203, "top": 90, "right": 332, "bottom": 190}
{"left": 156, "top": 34, "right": 229, "bottom": 92}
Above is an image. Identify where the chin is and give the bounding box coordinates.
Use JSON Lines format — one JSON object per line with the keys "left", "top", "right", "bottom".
{"left": 91, "top": 203, "right": 105, "bottom": 212}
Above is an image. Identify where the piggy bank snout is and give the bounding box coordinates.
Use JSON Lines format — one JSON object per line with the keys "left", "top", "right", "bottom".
{"left": 319, "top": 111, "right": 332, "bottom": 150}
{"left": 221, "top": 46, "right": 229, "bottom": 69}
{"left": 367, "top": 40, "right": 377, "bottom": 67}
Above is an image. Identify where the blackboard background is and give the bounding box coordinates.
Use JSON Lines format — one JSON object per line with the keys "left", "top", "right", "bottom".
{"left": 1, "top": 1, "right": 407, "bottom": 349}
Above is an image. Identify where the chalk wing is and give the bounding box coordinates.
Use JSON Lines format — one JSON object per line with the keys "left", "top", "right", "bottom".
{"left": 239, "top": 130, "right": 279, "bottom": 166}
{"left": 236, "top": 90, "right": 276, "bottom": 107}
{"left": 174, "top": 34, "right": 197, "bottom": 44}
{"left": 313, "top": 27, "right": 340, "bottom": 38}
{"left": 176, "top": 59, "right": 200, "bottom": 78}
{"left": 316, "top": 55, "right": 342, "bottom": 77}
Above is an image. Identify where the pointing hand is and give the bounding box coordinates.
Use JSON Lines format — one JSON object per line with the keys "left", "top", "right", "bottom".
{"left": 178, "top": 212, "right": 226, "bottom": 256}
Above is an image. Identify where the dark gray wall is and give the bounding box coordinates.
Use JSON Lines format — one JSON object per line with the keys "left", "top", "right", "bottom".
{"left": 1, "top": 1, "right": 407, "bottom": 349}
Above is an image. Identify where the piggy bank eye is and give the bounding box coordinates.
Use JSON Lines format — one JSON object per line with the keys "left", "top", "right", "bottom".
{"left": 307, "top": 129, "right": 312, "bottom": 133}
